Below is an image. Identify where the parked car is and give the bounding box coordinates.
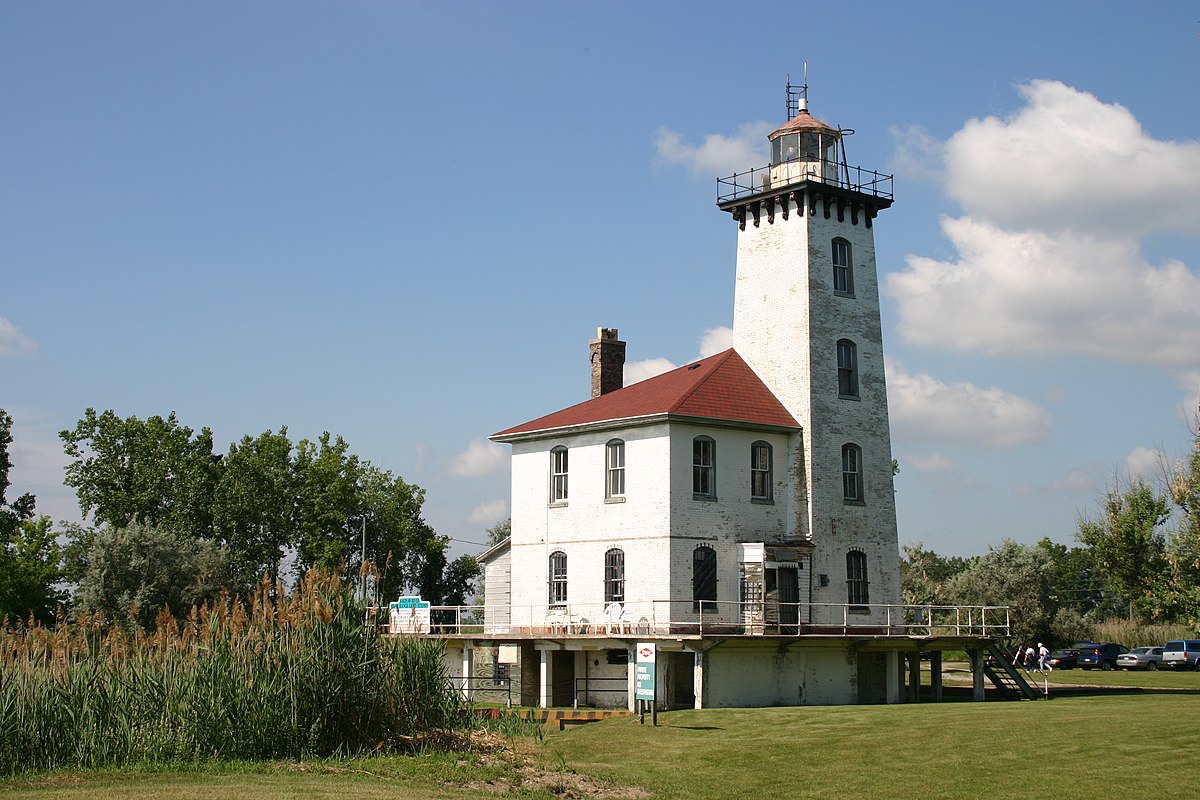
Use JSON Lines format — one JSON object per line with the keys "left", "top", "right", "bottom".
{"left": 1076, "top": 643, "right": 1130, "bottom": 670}
{"left": 1116, "top": 646, "right": 1164, "bottom": 670}
{"left": 1047, "top": 648, "right": 1079, "bottom": 670}
{"left": 1162, "top": 640, "right": 1200, "bottom": 670}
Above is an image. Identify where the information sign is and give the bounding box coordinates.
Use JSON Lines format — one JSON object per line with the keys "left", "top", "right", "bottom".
{"left": 388, "top": 596, "right": 432, "bottom": 634}
{"left": 634, "top": 642, "right": 656, "bottom": 700}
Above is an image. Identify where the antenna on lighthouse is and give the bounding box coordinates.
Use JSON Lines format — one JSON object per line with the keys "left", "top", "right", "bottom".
{"left": 785, "top": 63, "right": 809, "bottom": 120}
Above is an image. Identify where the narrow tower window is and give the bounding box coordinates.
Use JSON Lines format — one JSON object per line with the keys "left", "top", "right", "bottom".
{"left": 842, "top": 444, "right": 863, "bottom": 503}
{"left": 549, "top": 551, "right": 568, "bottom": 607}
{"left": 604, "top": 548, "right": 625, "bottom": 604}
{"left": 550, "top": 446, "right": 568, "bottom": 503}
{"left": 606, "top": 439, "right": 625, "bottom": 499}
{"left": 693, "top": 436, "right": 716, "bottom": 498}
{"left": 846, "top": 550, "right": 870, "bottom": 606}
{"left": 837, "top": 339, "right": 859, "bottom": 398}
{"left": 751, "top": 441, "right": 773, "bottom": 500}
{"left": 693, "top": 545, "right": 717, "bottom": 611}
{"left": 832, "top": 238, "right": 854, "bottom": 295}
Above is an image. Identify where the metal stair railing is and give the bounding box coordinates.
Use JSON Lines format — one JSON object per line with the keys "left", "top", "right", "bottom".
{"left": 982, "top": 643, "right": 1041, "bottom": 700}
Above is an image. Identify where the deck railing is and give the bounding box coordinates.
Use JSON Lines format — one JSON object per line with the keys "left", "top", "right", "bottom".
{"left": 716, "top": 159, "right": 893, "bottom": 204}
{"left": 373, "top": 599, "right": 1009, "bottom": 639}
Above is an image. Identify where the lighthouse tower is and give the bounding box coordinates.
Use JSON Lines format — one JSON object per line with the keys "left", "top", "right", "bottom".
{"left": 719, "top": 79, "right": 900, "bottom": 619}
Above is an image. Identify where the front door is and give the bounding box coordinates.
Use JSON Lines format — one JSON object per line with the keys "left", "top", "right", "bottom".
{"left": 778, "top": 567, "right": 799, "bottom": 632}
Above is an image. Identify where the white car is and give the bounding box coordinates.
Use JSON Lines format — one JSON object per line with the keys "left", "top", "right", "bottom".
{"left": 1116, "top": 646, "right": 1164, "bottom": 670}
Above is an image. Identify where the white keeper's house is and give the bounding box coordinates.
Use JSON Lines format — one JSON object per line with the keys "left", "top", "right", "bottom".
{"left": 429, "top": 81, "right": 1013, "bottom": 709}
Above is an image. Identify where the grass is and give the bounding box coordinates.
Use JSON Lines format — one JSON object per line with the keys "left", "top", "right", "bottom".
{"left": 6, "top": 691, "right": 1200, "bottom": 799}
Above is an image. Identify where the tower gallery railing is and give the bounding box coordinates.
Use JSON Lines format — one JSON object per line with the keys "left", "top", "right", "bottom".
{"left": 373, "top": 599, "right": 1010, "bottom": 639}
{"left": 716, "top": 158, "right": 893, "bottom": 204}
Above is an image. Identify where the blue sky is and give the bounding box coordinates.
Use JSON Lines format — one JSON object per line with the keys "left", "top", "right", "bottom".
{"left": 3, "top": 2, "right": 1198, "bottom": 560}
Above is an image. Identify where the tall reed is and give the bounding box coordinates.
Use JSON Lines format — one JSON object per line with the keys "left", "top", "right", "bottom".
{"left": 0, "top": 571, "right": 466, "bottom": 774}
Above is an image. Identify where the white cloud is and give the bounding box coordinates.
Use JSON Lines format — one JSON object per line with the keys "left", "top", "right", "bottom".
{"left": 0, "top": 318, "right": 37, "bottom": 356}
{"left": 1015, "top": 464, "right": 1102, "bottom": 496}
{"left": 887, "top": 360, "right": 1054, "bottom": 449}
{"left": 944, "top": 80, "right": 1200, "bottom": 238}
{"left": 887, "top": 81, "right": 1200, "bottom": 380}
{"left": 1124, "top": 446, "right": 1164, "bottom": 483}
{"left": 698, "top": 326, "right": 733, "bottom": 357}
{"left": 890, "top": 123, "right": 945, "bottom": 184}
{"left": 887, "top": 217, "right": 1200, "bottom": 368}
{"left": 466, "top": 499, "right": 508, "bottom": 527}
{"left": 654, "top": 122, "right": 772, "bottom": 178}
{"left": 625, "top": 357, "right": 676, "bottom": 386}
{"left": 447, "top": 439, "right": 507, "bottom": 477}
{"left": 905, "top": 452, "right": 959, "bottom": 474}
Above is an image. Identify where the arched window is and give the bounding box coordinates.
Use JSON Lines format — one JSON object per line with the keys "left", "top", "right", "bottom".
{"left": 837, "top": 339, "right": 859, "bottom": 398}
{"left": 693, "top": 545, "right": 717, "bottom": 611}
{"left": 693, "top": 436, "right": 716, "bottom": 498}
{"left": 549, "top": 551, "right": 568, "bottom": 606}
{"left": 846, "top": 550, "right": 870, "bottom": 605}
{"left": 832, "top": 238, "right": 853, "bottom": 295}
{"left": 842, "top": 443, "right": 863, "bottom": 502}
{"left": 604, "top": 548, "right": 625, "bottom": 604}
{"left": 606, "top": 439, "right": 625, "bottom": 499}
{"left": 750, "top": 441, "right": 772, "bottom": 500}
{"left": 550, "top": 446, "right": 568, "bottom": 502}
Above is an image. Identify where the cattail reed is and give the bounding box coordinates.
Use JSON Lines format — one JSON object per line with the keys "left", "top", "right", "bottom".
{"left": 0, "top": 570, "right": 466, "bottom": 774}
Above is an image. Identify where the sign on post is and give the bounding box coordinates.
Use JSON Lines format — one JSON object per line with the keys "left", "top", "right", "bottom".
{"left": 389, "top": 596, "right": 432, "bottom": 634}
{"left": 635, "top": 642, "right": 656, "bottom": 701}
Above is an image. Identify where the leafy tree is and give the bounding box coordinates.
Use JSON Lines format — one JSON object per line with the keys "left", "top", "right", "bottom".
{"left": 213, "top": 427, "right": 298, "bottom": 592}
{"left": 485, "top": 517, "right": 511, "bottom": 546}
{"left": 946, "top": 539, "right": 1057, "bottom": 645}
{"left": 899, "top": 543, "right": 968, "bottom": 606}
{"left": 60, "top": 409, "right": 220, "bottom": 537}
{"left": 1076, "top": 478, "right": 1170, "bottom": 617}
{"left": 72, "top": 521, "right": 229, "bottom": 629}
{"left": 0, "top": 410, "right": 63, "bottom": 624}
{"left": 294, "top": 432, "right": 361, "bottom": 572}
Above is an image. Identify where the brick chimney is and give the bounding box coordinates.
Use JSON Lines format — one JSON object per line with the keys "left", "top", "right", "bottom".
{"left": 589, "top": 327, "right": 626, "bottom": 398}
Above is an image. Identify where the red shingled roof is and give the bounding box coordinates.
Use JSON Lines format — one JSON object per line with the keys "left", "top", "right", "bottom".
{"left": 769, "top": 109, "right": 837, "bottom": 139}
{"left": 492, "top": 349, "right": 799, "bottom": 440}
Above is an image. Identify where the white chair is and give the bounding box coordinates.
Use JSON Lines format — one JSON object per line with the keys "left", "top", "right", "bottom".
{"left": 604, "top": 602, "right": 628, "bottom": 634}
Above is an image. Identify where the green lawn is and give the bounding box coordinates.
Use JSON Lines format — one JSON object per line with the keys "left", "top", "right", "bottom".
{"left": 6, "top": 692, "right": 1200, "bottom": 799}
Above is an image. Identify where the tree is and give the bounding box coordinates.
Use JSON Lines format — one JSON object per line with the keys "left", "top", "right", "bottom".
{"left": 0, "top": 410, "right": 63, "bottom": 624}
{"left": 1076, "top": 477, "right": 1170, "bottom": 616}
{"left": 72, "top": 521, "right": 229, "bottom": 629}
{"left": 946, "top": 539, "right": 1057, "bottom": 645}
{"left": 60, "top": 409, "right": 220, "bottom": 537}
{"left": 294, "top": 432, "right": 361, "bottom": 572}
{"left": 213, "top": 427, "right": 299, "bottom": 592}
{"left": 485, "top": 517, "right": 511, "bottom": 546}
{"left": 899, "top": 542, "right": 968, "bottom": 606}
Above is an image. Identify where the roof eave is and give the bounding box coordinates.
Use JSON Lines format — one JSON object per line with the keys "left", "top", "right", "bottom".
{"left": 490, "top": 412, "right": 800, "bottom": 444}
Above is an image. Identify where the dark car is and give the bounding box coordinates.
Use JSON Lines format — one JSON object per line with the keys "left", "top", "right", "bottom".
{"left": 1076, "top": 642, "right": 1130, "bottom": 670}
{"left": 1047, "top": 648, "right": 1079, "bottom": 670}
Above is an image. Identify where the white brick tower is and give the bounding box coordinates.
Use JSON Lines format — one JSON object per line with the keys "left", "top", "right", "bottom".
{"left": 719, "top": 79, "right": 901, "bottom": 618}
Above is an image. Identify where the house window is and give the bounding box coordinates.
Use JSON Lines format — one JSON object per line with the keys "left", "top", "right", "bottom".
{"left": 842, "top": 444, "right": 863, "bottom": 502}
{"left": 693, "top": 436, "right": 716, "bottom": 498}
{"left": 492, "top": 653, "right": 510, "bottom": 687}
{"left": 549, "top": 551, "right": 568, "bottom": 606}
{"left": 833, "top": 238, "right": 853, "bottom": 295}
{"left": 550, "top": 446, "right": 568, "bottom": 503}
{"left": 847, "top": 550, "right": 870, "bottom": 605}
{"left": 693, "top": 545, "right": 717, "bottom": 611}
{"left": 751, "top": 441, "right": 772, "bottom": 500}
{"left": 604, "top": 548, "right": 625, "bottom": 604}
{"left": 606, "top": 439, "right": 625, "bottom": 499}
{"left": 837, "top": 339, "right": 859, "bottom": 398}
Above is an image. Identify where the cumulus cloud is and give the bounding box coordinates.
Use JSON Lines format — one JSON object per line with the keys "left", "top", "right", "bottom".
{"left": 905, "top": 452, "right": 959, "bottom": 474}
{"left": 447, "top": 439, "right": 507, "bottom": 477}
{"left": 654, "top": 122, "right": 772, "bottom": 178}
{"left": 943, "top": 80, "right": 1200, "bottom": 237}
{"left": 698, "top": 326, "right": 733, "bottom": 357}
{"left": 887, "top": 360, "right": 1054, "bottom": 449}
{"left": 886, "top": 81, "right": 1200, "bottom": 376}
{"left": 887, "top": 218, "right": 1200, "bottom": 367}
{"left": 466, "top": 499, "right": 508, "bottom": 527}
{"left": 1124, "top": 446, "right": 1164, "bottom": 482}
{"left": 0, "top": 318, "right": 37, "bottom": 356}
{"left": 625, "top": 357, "right": 677, "bottom": 386}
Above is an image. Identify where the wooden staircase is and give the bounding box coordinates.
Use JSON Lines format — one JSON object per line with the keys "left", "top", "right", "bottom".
{"left": 982, "top": 643, "right": 1042, "bottom": 700}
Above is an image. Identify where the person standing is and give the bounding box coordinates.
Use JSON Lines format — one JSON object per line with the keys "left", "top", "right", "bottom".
{"left": 1038, "top": 643, "right": 1051, "bottom": 672}
{"left": 1024, "top": 645, "right": 1037, "bottom": 672}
